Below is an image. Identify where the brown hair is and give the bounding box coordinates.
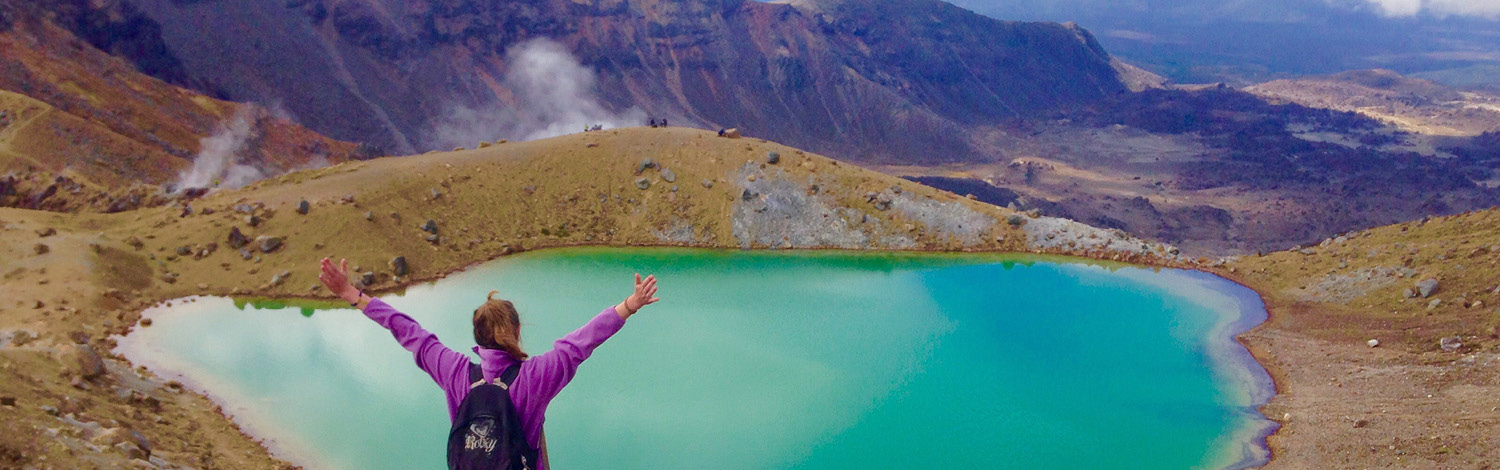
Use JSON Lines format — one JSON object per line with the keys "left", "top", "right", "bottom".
{"left": 473, "top": 291, "right": 527, "bottom": 360}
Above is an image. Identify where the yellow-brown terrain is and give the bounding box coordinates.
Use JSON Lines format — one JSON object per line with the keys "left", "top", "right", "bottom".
{"left": 1223, "top": 209, "right": 1500, "bottom": 468}
{"left": 0, "top": 127, "right": 1183, "bottom": 469}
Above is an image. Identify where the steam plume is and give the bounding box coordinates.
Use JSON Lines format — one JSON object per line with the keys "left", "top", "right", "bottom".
{"left": 430, "top": 38, "right": 647, "bottom": 149}
{"left": 176, "top": 107, "right": 265, "bottom": 191}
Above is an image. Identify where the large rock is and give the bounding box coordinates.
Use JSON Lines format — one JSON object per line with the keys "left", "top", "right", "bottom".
{"left": 635, "top": 178, "right": 651, "bottom": 190}
{"left": 95, "top": 428, "right": 152, "bottom": 461}
{"left": 255, "top": 236, "right": 283, "bottom": 253}
{"left": 227, "top": 227, "right": 249, "bottom": 249}
{"left": 1417, "top": 278, "right": 1439, "bottom": 298}
{"left": 1440, "top": 336, "right": 1462, "bottom": 351}
{"left": 296, "top": 200, "right": 310, "bottom": 215}
{"left": 635, "top": 158, "right": 656, "bottom": 175}
{"left": 421, "top": 219, "right": 439, "bottom": 234}
{"left": 766, "top": 151, "right": 780, "bottom": 164}
{"left": 660, "top": 167, "right": 676, "bottom": 183}
{"left": 391, "top": 256, "right": 409, "bottom": 277}
{"left": 68, "top": 344, "right": 106, "bottom": 380}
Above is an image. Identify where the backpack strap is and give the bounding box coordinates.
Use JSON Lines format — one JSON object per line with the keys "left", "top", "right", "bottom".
{"left": 469, "top": 362, "right": 523, "bottom": 390}
{"left": 467, "top": 362, "right": 484, "bottom": 389}
{"left": 496, "top": 363, "right": 521, "bottom": 390}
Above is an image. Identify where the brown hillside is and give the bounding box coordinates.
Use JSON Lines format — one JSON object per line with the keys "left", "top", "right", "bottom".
{"left": 1221, "top": 209, "right": 1500, "bottom": 468}
{"left": 0, "top": 0, "right": 363, "bottom": 206}
{"left": 1246, "top": 69, "right": 1500, "bottom": 136}
{"left": 0, "top": 127, "right": 1176, "bottom": 468}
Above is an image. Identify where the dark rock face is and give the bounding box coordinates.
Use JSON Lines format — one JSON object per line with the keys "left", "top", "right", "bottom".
{"left": 127, "top": 0, "right": 1125, "bottom": 162}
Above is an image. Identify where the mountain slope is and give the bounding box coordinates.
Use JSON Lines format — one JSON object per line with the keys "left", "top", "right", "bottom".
{"left": 0, "top": 0, "right": 366, "bottom": 210}
{"left": 122, "top": 0, "right": 1127, "bottom": 162}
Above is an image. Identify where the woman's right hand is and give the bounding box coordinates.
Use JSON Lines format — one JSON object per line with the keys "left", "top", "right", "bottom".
{"left": 615, "top": 273, "right": 659, "bottom": 320}
{"left": 319, "top": 257, "right": 361, "bottom": 304}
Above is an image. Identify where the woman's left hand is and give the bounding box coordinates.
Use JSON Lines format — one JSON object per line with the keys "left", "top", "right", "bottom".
{"left": 318, "top": 257, "right": 361, "bottom": 304}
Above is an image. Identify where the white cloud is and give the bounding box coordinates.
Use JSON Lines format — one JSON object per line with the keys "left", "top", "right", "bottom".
{"left": 1362, "top": 0, "right": 1500, "bottom": 18}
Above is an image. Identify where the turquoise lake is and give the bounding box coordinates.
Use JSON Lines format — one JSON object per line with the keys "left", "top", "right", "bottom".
{"left": 117, "top": 248, "right": 1276, "bottom": 469}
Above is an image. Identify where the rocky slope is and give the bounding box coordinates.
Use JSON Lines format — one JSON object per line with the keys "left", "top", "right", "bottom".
{"left": 0, "top": 127, "right": 1178, "bottom": 468}
{"left": 1219, "top": 209, "right": 1500, "bottom": 468}
{"left": 0, "top": 0, "right": 367, "bottom": 211}
{"left": 119, "top": 0, "right": 1126, "bottom": 162}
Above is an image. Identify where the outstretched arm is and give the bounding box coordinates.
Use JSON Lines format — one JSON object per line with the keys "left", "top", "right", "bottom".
{"left": 318, "top": 258, "right": 469, "bottom": 409}
{"left": 526, "top": 274, "right": 661, "bottom": 404}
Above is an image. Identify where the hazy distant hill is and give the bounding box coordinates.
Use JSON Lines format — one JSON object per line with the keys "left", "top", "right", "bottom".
{"left": 116, "top": 0, "right": 1127, "bottom": 162}
{"left": 0, "top": 0, "right": 363, "bottom": 211}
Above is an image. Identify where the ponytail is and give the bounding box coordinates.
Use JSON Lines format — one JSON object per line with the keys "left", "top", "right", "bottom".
{"left": 473, "top": 291, "right": 528, "bottom": 360}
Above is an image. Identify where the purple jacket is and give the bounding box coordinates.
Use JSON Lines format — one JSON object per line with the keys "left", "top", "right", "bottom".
{"left": 361, "top": 298, "right": 625, "bottom": 467}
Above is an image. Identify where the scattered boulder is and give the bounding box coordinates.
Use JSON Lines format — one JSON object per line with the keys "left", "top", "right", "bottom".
{"left": 296, "top": 200, "right": 310, "bottom": 215}
{"left": 36, "top": 227, "right": 56, "bottom": 237}
{"left": 255, "top": 236, "right": 283, "bottom": 253}
{"left": 766, "top": 151, "right": 780, "bottom": 165}
{"left": 1427, "top": 299, "right": 1442, "bottom": 310}
{"left": 701, "top": 179, "right": 714, "bottom": 189}
{"left": 391, "top": 256, "right": 409, "bottom": 277}
{"left": 635, "top": 158, "right": 656, "bottom": 175}
{"left": 722, "top": 128, "right": 741, "bottom": 139}
{"left": 1353, "top": 418, "right": 1369, "bottom": 428}
{"left": 245, "top": 214, "right": 262, "bottom": 227}
{"left": 175, "top": 246, "right": 190, "bottom": 256}
{"left": 365, "top": 211, "right": 375, "bottom": 221}
{"left": 269, "top": 270, "right": 291, "bottom": 287}
{"left": 1367, "top": 339, "right": 1379, "bottom": 348}
{"left": 1417, "top": 278, "right": 1439, "bottom": 298}
{"left": 430, "top": 188, "right": 442, "bottom": 200}
{"left": 660, "top": 168, "right": 676, "bottom": 183}
{"left": 1402, "top": 288, "right": 1415, "bottom": 299}
{"left": 360, "top": 271, "right": 375, "bottom": 287}
{"left": 1439, "top": 336, "right": 1462, "bottom": 352}
{"left": 33, "top": 243, "right": 49, "bottom": 255}
{"left": 96, "top": 428, "right": 151, "bottom": 461}
{"left": 425, "top": 234, "right": 439, "bottom": 243}
{"left": 421, "top": 219, "right": 439, "bottom": 234}
{"left": 240, "top": 248, "right": 253, "bottom": 260}
{"left": 227, "top": 227, "right": 249, "bottom": 249}
{"left": 740, "top": 189, "right": 758, "bottom": 201}
{"left": 635, "top": 178, "right": 651, "bottom": 190}
{"left": 69, "top": 344, "right": 106, "bottom": 380}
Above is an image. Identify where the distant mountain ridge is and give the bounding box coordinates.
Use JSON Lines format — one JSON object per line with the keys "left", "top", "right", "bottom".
{"left": 117, "top": 0, "right": 1128, "bottom": 162}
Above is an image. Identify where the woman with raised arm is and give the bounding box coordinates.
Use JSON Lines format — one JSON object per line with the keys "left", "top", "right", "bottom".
{"left": 317, "top": 257, "right": 660, "bottom": 470}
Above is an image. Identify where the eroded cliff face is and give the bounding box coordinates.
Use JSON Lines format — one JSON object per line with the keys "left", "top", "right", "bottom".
{"left": 123, "top": 0, "right": 1126, "bottom": 162}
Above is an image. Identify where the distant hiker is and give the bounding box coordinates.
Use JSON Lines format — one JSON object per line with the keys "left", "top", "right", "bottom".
{"left": 717, "top": 128, "right": 726, "bottom": 137}
{"left": 648, "top": 118, "right": 657, "bottom": 128}
{"left": 317, "top": 257, "right": 661, "bottom": 470}
{"left": 661, "top": 118, "right": 668, "bottom": 127}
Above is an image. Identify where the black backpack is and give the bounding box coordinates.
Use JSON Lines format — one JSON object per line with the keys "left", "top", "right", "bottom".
{"left": 447, "top": 362, "right": 540, "bottom": 470}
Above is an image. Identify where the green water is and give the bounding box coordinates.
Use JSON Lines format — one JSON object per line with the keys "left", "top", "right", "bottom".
{"left": 117, "top": 248, "right": 1275, "bottom": 469}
